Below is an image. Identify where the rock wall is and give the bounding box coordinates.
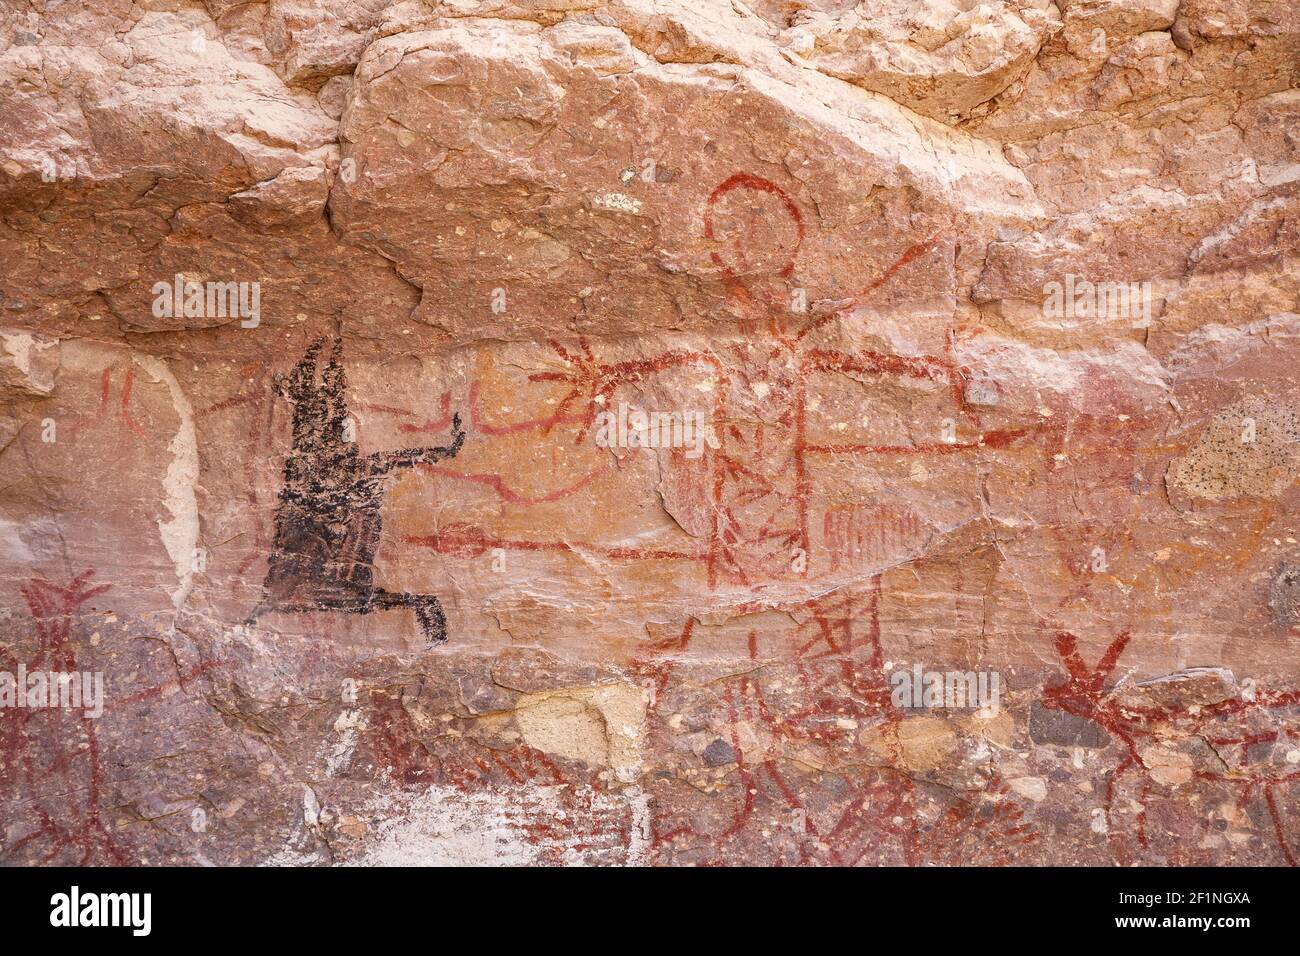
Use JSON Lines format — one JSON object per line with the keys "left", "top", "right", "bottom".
{"left": 0, "top": 0, "right": 1297, "bottom": 865}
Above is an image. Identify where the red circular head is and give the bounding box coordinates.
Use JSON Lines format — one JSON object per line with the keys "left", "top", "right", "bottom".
{"left": 704, "top": 173, "right": 805, "bottom": 281}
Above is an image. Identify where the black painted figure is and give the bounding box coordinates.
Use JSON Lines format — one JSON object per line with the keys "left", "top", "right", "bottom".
{"left": 247, "top": 338, "right": 465, "bottom": 645}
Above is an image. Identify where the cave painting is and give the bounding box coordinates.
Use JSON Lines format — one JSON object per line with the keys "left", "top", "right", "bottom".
{"left": 405, "top": 173, "right": 1039, "bottom": 589}
{"left": 247, "top": 338, "right": 466, "bottom": 645}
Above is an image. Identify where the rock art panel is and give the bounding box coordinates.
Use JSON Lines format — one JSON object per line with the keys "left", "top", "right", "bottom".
{"left": 0, "top": 0, "right": 1298, "bottom": 868}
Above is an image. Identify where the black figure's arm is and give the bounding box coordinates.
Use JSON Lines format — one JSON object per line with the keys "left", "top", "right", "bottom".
{"left": 367, "top": 413, "right": 466, "bottom": 475}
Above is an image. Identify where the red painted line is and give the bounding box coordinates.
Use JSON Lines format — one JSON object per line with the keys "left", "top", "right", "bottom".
{"left": 704, "top": 173, "right": 805, "bottom": 280}
{"left": 108, "top": 660, "right": 228, "bottom": 711}
{"left": 402, "top": 525, "right": 704, "bottom": 563}
{"left": 195, "top": 393, "right": 258, "bottom": 417}
{"left": 119, "top": 368, "right": 148, "bottom": 437}
{"left": 468, "top": 380, "right": 588, "bottom": 436}
{"left": 418, "top": 462, "right": 604, "bottom": 505}
{"left": 805, "top": 426, "right": 1040, "bottom": 456}
{"left": 857, "top": 229, "right": 945, "bottom": 297}
{"left": 805, "top": 347, "right": 951, "bottom": 383}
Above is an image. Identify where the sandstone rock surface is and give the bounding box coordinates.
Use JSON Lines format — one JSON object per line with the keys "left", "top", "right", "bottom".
{"left": 0, "top": 0, "right": 1297, "bottom": 866}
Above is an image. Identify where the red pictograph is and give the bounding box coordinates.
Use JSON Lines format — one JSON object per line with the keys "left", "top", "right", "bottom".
{"left": 629, "top": 579, "right": 1040, "bottom": 865}
{"left": 359, "top": 689, "right": 640, "bottom": 864}
{"left": 397, "top": 173, "right": 1045, "bottom": 591}
{"left": 187, "top": 171, "right": 1300, "bottom": 865}
{"left": 824, "top": 502, "right": 925, "bottom": 571}
{"left": 1, "top": 571, "right": 122, "bottom": 864}
{"left": 65, "top": 366, "right": 148, "bottom": 439}
{"left": 1042, "top": 629, "right": 1300, "bottom": 865}
{"left": 1, "top": 572, "right": 230, "bottom": 865}
{"left": 356, "top": 173, "right": 1051, "bottom": 862}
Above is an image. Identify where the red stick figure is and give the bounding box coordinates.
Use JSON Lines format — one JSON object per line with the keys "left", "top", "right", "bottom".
{"left": 1, "top": 571, "right": 124, "bottom": 864}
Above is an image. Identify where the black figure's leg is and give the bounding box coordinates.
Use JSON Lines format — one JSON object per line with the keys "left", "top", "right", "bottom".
{"left": 412, "top": 594, "right": 448, "bottom": 647}
{"left": 369, "top": 588, "right": 449, "bottom": 647}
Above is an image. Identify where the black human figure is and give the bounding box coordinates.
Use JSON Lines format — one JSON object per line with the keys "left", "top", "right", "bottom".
{"left": 247, "top": 337, "right": 465, "bottom": 645}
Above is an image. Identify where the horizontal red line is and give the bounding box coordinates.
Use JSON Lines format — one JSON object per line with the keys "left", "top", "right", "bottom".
{"left": 402, "top": 529, "right": 704, "bottom": 563}
{"left": 805, "top": 427, "right": 1040, "bottom": 456}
